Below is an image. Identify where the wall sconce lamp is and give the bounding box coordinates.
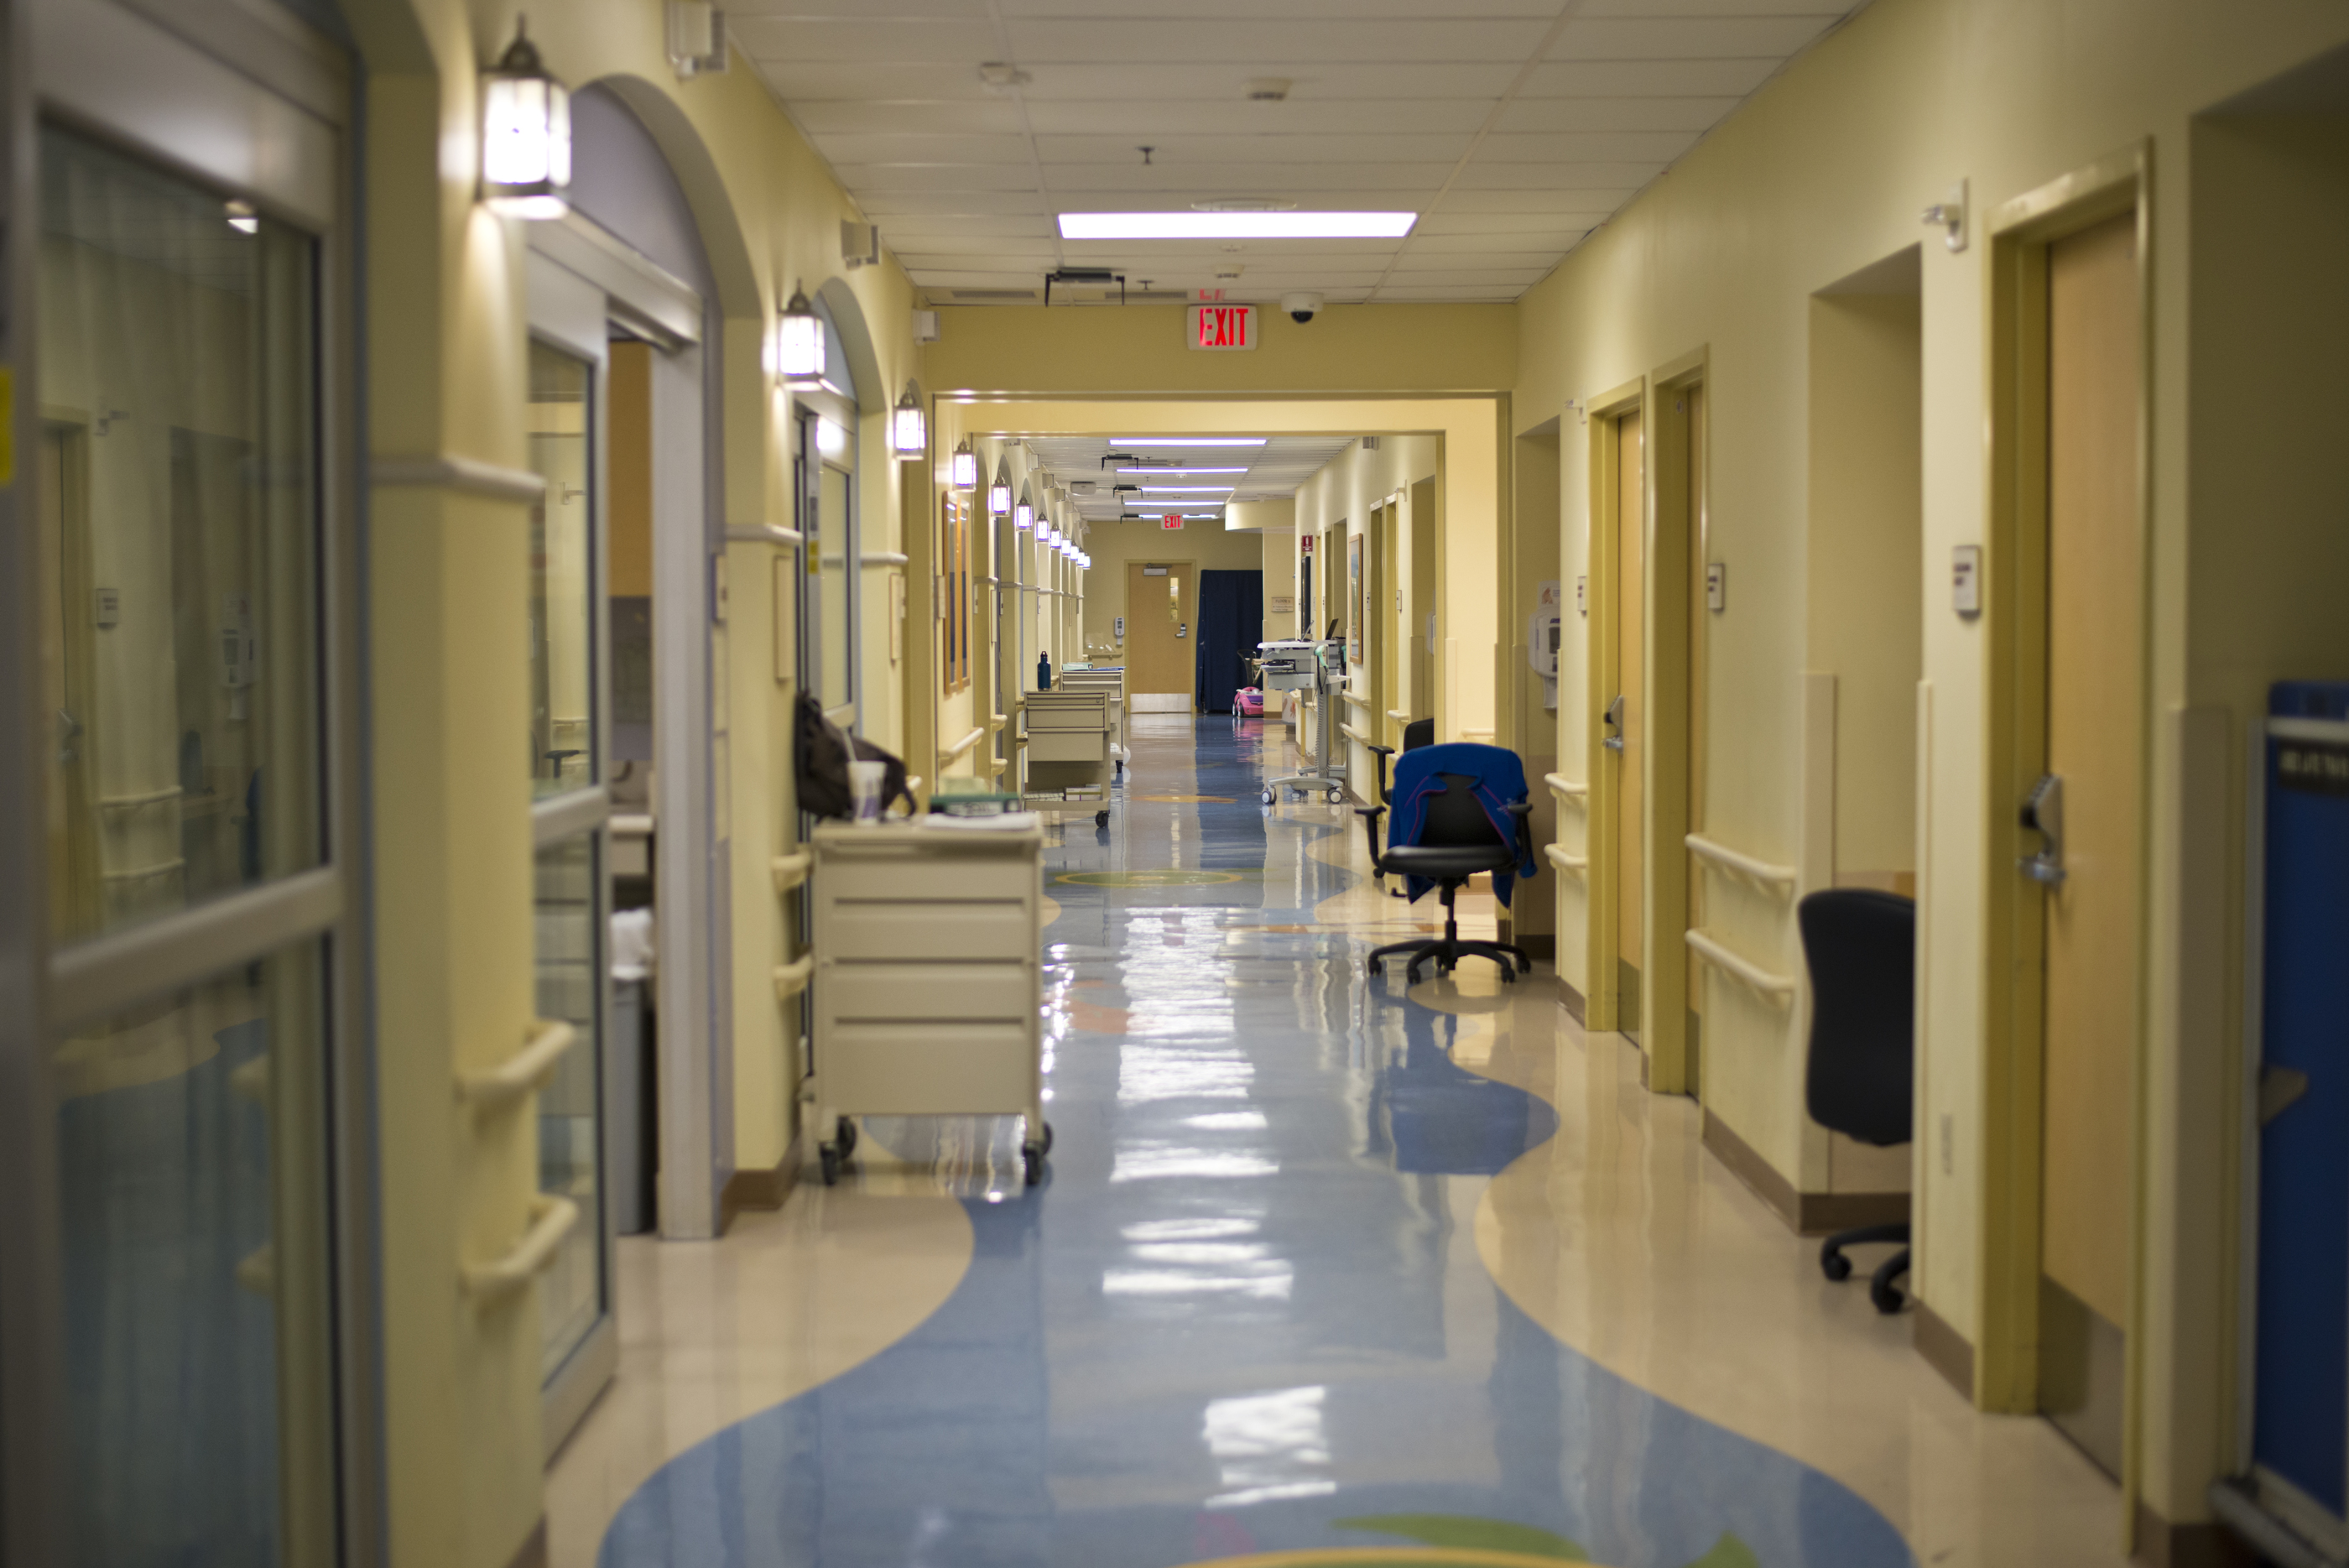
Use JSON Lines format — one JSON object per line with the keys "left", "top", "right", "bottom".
{"left": 772, "top": 285, "right": 825, "bottom": 382}
{"left": 892, "top": 383, "right": 926, "bottom": 457}
{"left": 988, "top": 461, "right": 1013, "bottom": 517}
{"left": 482, "top": 17, "right": 571, "bottom": 219}
{"left": 951, "top": 438, "right": 978, "bottom": 490}
{"left": 1013, "top": 497, "right": 1034, "bottom": 531}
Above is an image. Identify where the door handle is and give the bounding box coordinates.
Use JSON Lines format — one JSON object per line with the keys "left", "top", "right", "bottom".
{"left": 1602, "top": 694, "right": 1626, "bottom": 753}
{"left": 2019, "top": 773, "right": 2065, "bottom": 885}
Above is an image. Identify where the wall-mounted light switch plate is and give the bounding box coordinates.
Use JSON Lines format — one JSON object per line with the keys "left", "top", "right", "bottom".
{"left": 1706, "top": 562, "right": 1727, "bottom": 613}
{"left": 1576, "top": 576, "right": 1588, "bottom": 617}
{"left": 1952, "top": 544, "right": 1982, "bottom": 617}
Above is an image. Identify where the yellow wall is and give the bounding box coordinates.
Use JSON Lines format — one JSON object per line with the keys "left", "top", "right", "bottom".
{"left": 1513, "top": 0, "right": 2349, "bottom": 1529}
{"left": 342, "top": 0, "right": 925, "bottom": 1559}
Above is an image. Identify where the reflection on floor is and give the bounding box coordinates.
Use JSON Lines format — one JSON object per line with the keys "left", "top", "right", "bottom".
{"left": 547, "top": 716, "right": 2123, "bottom": 1568}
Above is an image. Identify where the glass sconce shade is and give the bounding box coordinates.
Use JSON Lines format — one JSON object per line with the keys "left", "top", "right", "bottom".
{"left": 1013, "top": 499, "right": 1034, "bottom": 530}
{"left": 482, "top": 19, "right": 571, "bottom": 218}
{"left": 951, "top": 440, "right": 978, "bottom": 489}
{"left": 892, "top": 385, "right": 926, "bottom": 456}
{"left": 774, "top": 286, "right": 824, "bottom": 381}
{"left": 988, "top": 463, "right": 1012, "bottom": 516}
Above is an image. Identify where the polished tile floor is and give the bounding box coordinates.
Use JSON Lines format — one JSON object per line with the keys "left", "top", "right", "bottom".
{"left": 547, "top": 716, "right": 2125, "bottom": 1568}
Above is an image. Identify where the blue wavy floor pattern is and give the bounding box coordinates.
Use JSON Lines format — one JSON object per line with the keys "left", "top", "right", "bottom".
{"left": 599, "top": 719, "right": 1914, "bottom": 1568}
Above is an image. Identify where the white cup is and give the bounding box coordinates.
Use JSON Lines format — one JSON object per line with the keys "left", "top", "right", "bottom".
{"left": 848, "top": 759, "right": 888, "bottom": 823}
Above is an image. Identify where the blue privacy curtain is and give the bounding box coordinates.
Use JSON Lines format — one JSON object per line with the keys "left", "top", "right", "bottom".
{"left": 1194, "top": 570, "right": 1264, "bottom": 714}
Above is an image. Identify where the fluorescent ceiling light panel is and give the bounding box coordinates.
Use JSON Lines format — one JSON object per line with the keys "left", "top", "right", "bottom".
{"left": 1139, "top": 486, "right": 1235, "bottom": 492}
{"left": 1109, "top": 438, "right": 1265, "bottom": 447}
{"left": 1061, "top": 211, "right": 1416, "bottom": 241}
{"left": 1116, "top": 466, "right": 1247, "bottom": 475}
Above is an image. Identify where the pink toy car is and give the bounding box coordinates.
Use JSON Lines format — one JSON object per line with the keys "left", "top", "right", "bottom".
{"left": 1234, "top": 686, "right": 1265, "bottom": 716}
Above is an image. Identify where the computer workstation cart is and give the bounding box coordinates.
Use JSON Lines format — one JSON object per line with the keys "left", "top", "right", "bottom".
{"left": 1255, "top": 638, "right": 1349, "bottom": 805}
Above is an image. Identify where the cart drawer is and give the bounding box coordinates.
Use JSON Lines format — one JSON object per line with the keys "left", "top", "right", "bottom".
{"left": 1031, "top": 730, "right": 1105, "bottom": 763}
{"left": 1027, "top": 708, "right": 1106, "bottom": 732}
{"left": 815, "top": 854, "right": 1034, "bottom": 904}
{"left": 820, "top": 1024, "right": 1036, "bottom": 1116}
{"left": 822, "top": 960, "right": 1034, "bottom": 1022}
{"left": 826, "top": 899, "right": 1034, "bottom": 961}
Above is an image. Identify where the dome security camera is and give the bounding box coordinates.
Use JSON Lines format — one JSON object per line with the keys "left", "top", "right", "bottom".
{"left": 1280, "top": 291, "right": 1325, "bottom": 325}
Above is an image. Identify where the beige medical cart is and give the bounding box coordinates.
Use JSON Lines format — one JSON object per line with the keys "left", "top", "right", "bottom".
{"left": 809, "top": 819, "right": 1051, "bottom": 1185}
{"left": 1055, "top": 664, "right": 1128, "bottom": 778}
{"left": 1023, "top": 688, "right": 1116, "bottom": 829}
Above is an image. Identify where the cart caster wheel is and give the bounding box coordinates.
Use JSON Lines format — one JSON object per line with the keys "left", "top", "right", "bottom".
{"left": 1096, "top": 810, "right": 1110, "bottom": 828}
{"left": 1022, "top": 1143, "right": 1044, "bottom": 1185}
{"left": 1820, "top": 1244, "right": 1852, "bottom": 1283}
{"left": 1326, "top": 786, "right": 1342, "bottom": 804}
{"left": 836, "top": 1117, "right": 858, "bottom": 1157}
{"left": 1261, "top": 789, "right": 1275, "bottom": 806}
{"left": 820, "top": 1145, "right": 841, "bottom": 1186}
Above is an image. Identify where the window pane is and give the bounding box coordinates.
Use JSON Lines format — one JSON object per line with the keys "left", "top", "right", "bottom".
{"left": 57, "top": 940, "right": 331, "bottom": 1566}
{"left": 528, "top": 343, "right": 596, "bottom": 798}
{"left": 39, "top": 127, "right": 323, "bottom": 945}
{"left": 820, "top": 462, "right": 852, "bottom": 711}
{"left": 534, "top": 832, "right": 605, "bottom": 1378}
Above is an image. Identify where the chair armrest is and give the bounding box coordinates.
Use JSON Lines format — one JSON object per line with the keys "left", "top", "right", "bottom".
{"left": 1506, "top": 799, "right": 1534, "bottom": 862}
{"left": 1368, "top": 743, "right": 1396, "bottom": 804}
{"left": 1354, "top": 805, "right": 1387, "bottom": 867}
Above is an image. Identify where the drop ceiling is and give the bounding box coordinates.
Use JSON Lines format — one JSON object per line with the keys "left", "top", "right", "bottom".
{"left": 1015, "top": 435, "right": 1359, "bottom": 524}
{"left": 732, "top": 0, "right": 1863, "bottom": 305}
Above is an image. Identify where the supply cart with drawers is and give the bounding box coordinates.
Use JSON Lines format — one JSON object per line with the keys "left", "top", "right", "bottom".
{"left": 1056, "top": 664, "right": 1128, "bottom": 777}
{"left": 810, "top": 818, "right": 1050, "bottom": 1185}
{"left": 1023, "top": 687, "right": 1117, "bottom": 828}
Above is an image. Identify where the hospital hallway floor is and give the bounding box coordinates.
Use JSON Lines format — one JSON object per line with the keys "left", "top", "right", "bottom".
{"left": 544, "top": 715, "right": 2129, "bottom": 1568}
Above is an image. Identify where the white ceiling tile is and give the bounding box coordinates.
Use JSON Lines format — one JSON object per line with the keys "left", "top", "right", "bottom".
{"left": 728, "top": 0, "right": 988, "bottom": 13}
{"left": 1438, "top": 187, "right": 1640, "bottom": 212}
{"left": 1037, "top": 163, "right": 1453, "bottom": 190}
{"left": 815, "top": 133, "right": 1037, "bottom": 164}
{"left": 1518, "top": 57, "right": 1784, "bottom": 96}
{"left": 1451, "top": 161, "right": 1667, "bottom": 190}
{"left": 1024, "top": 101, "right": 1492, "bottom": 135}
{"left": 878, "top": 214, "right": 1061, "bottom": 237}
{"left": 857, "top": 192, "right": 1054, "bottom": 216}
{"left": 1579, "top": 0, "right": 1853, "bottom": 15}
{"left": 730, "top": 18, "right": 1002, "bottom": 61}
{"left": 1034, "top": 133, "right": 1477, "bottom": 164}
{"left": 1379, "top": 268, "right": 1552, "bottom": 288}
{"left": 999, "top": 0, "right": 1560, "bottom": 14}
{"left": 1003, "top": 18, "right": 1556, "bottom": 64}
{"left": 1404, "top": 230, "right": 1592, "bottom": 253}
{"left": 834, "top": 164, "right": 1044, "bottom": 190}
{"left": 916, "top": 269, "right": 1062, "bottom": 287}
{"left": 1551, "top": 15, "right": 1842, "bottom": 60}
{"left": 759, "top": 60, "right": 1523, "bottom": 102}
{"left": 1493, "top": 95, "right": 1742, "bottom": 132}
{"left": 1370, "top": 284, "right": 1528, "bottom": 300}
{"left": 897, "top": 246, "right": 1063, "bottom": 268}
{"left": 1472, "top": 130, "right": 1702, "bottom": 162}
{"left": 789, "top": 100, "right": 1030, "bottom": 134}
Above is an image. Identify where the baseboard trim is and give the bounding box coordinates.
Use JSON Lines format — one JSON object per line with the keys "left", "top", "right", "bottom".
{"left": 719, "top": 1133, "right": 804, "bottom": 1231}
{"left": 1700, "top": 1109, "right": 1911, "bottom": 1237}
{"left": 1557, "top": 976, "right": 1586, "bottom": 1024}
{"left": 506, "top": 1517, "right": 547, "bottom": 1568}
{"left": 1515, "top": 933, "right": 1557, "bottom": 960}
{"left": 1914, "top": 1299, "right": 1975, "bottom": 1402}
{"left": 2134, "top": 1497, "right": 2262, "bottom": 1568}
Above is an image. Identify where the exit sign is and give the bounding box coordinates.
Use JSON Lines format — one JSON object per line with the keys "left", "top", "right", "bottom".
{"left": 1161, "top": 514, "right": 1184, "bottom": 529}
{"left": 1187, "top": 304, "right": 1257, "bottom": 351}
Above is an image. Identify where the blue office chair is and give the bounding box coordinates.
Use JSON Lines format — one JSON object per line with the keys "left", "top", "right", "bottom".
{"left": 1361, "top": 742, "right": 1537, "bottom": 984}
{"left": 1798, "top": 888, "right": 1917, "bottom": 1314}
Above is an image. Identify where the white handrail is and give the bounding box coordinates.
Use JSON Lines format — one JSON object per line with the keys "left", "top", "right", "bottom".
{"left": 1544, "top": 774, "right": 1588, "bottom": 805}
{"left": 99, "top": 784, "right": 182, "bottom": 810}
{"left": 102, "top": 857, "right": 185, "bottom": 883}
{"left": 461, "top": 1194, "right": 579, "bottom": 1305}
{"left": 1461, "top": 728, "right": 1496, "bottom": 742}
{"left": 771, "top": 851, "right": 811, "bottom": 893}
{"left": 1685, "top": 833, "right": 1799, "bottom": 897}
{"left": 1544, "top": 843, "right": 1588, "bottom": 878}
{"left": 940, "top": 726, "right": 985, "bottom": 763}
{"left": 456, "top": 1018, "right": 577, "bottom": 1108}
{"left": 1685, "top": 928, "right": 1797, "bottom": 1006}
{"left": 611, "top": 813, "right": 655, "bottom": 837}
{"left": 773, "top": 954, "right": 815, "bottom": 1000}
{"left": 1340, "top": 724, "right": 1372, "bottom": 745}
{"left": 724, "top": 522, "right": 804, "bottom": 547}
{"left": 1386, "top": 709, "right": 1411, "bottom": 721}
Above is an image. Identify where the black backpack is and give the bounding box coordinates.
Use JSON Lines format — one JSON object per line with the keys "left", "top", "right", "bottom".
{"left": 794, "top": 690, "right": 911, "bottom": 819}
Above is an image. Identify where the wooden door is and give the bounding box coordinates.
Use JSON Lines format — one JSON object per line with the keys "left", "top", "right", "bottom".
{"left": 1378, "top": 502, "right": 1400, "bottom": 744}
{"left": 2039, "top": 210, "right": 2139, "bottom": 1469}
{"left": 1613, "top": 409, "right": 1646, "bottom": 1039}
{"left": 1126, "top": 560, "right": 1195, "bottom": 709}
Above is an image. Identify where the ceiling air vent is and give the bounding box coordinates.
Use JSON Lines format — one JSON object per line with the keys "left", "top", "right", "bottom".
{"left": 950, "top": 289, "right": 1041, "bottom": 302}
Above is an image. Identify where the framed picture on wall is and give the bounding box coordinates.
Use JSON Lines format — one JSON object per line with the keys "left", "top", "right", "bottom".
{"left": 941, "top": 494, "right": 970, "bottom": 693}
{"left": 1348, "top": 533, "right": 1364, "bottom": 662}
{"left": 1300, "top": 533, "right": 1314, "bottom": 633}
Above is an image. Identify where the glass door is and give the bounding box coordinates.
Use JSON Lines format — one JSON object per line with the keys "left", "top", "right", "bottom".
{"left": 30, "top": 116, "right": 346, "bottom": 1567}
{"left": 523, "top": 336, "right": 616, "bottom": 1446}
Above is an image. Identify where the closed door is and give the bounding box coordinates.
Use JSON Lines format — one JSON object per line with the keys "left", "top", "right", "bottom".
{"left": 1126, "top": 561, "right": 1195, "bottom": 707}
{"left": 1683, "top": 389, "right": 1708, "bottom": 1075}
{"left": 1613, "top": 409, "right": 1646, "bottom": 1040}
{"left": 2038, "top": 210, "right": 2140, "bottom": 1474}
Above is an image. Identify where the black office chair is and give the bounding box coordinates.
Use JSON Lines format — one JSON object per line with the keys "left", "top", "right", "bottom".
{"left": 1362, "top": 770, "right": 1534, "bottom": 984}
{"left": 1797, "top": 888, "right": 1917, "bottom": 1314}
{"left": 1362, "top": 719, "right": 1435, "bottom": 893}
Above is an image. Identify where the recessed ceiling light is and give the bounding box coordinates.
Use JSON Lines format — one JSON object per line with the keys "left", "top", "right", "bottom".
{"left": 1115, "top": 466, "right": 1247, "bottom": 475}
{"left": 1138, "top": 485, "right": 1235, "bottom": 492}
{"left": 1060, "top": 211, "right": 1415, "bottom": 241}
{"left": 1109, "top": 438, "right": 1265, "bottom": 447}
